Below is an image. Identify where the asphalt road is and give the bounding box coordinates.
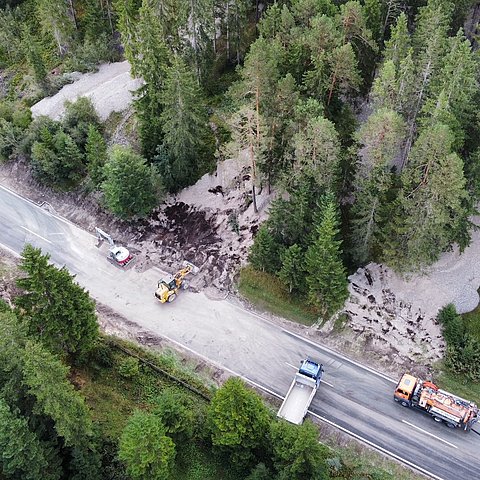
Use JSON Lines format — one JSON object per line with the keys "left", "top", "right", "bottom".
{"left": 1, "top": 184, "right": 479, "bottom": 480}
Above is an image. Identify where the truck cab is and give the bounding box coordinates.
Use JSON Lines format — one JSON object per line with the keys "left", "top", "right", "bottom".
{"left": 394, "top": 373, "right": 417, "bottom": 407}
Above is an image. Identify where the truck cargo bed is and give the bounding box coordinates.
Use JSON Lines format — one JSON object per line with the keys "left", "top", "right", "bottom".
{"left": 277, "top": 381, "right": 315, "bottom": 425}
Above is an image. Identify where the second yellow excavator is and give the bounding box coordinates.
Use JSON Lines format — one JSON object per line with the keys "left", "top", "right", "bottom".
{"left": 154, "top": 261, "right": 199, "bottom": 303}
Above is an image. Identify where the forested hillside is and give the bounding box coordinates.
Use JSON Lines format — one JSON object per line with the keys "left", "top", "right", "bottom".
{"left": 1, "top": 0, "right": 479, "bottom": 319}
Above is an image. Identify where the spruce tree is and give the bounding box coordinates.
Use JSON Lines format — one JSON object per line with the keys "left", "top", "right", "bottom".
{"left": 15, "top": 244, "right": 99, "bottom": 358}
{"left": 384, "top": 12, "right": 410, "bottom": 70}
{"left": 102, "top": 146, "right": 161, "bottom": 218}
{"left": 382, "top": 123, "right": 468, "bottom": 271}
{"left": 278, "top": 244, "right": 306, "bottom": 293}
{"left": 248, "top": 225, "right": 282, "bottom": 274}
{"left": 159, "top": 56, "right": 210, "bottom": 190}
{"left": 0, "top": 398, "right": 58, "bottom": 480}
{"left": 305, "top": 193, "right": 348, "bottom": 318}
{"left": 292, "top": 116, "right": 341, "bottom": 191}
{"left": 85, "top": 125, "right": 107, "bottom": 187}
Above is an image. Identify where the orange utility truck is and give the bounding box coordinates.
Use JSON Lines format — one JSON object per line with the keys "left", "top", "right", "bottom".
{"left": 394, "top": 373, "right": 478, "bottom": 431}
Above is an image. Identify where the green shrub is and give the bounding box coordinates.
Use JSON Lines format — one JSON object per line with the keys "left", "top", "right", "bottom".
{"left": 118, "top": 357, "right": 140, "bottom": 379}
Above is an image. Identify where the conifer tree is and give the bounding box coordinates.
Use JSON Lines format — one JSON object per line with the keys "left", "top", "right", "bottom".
{"left": 384, "top": 12, "right": 410, "bottom": 70}
{"left": 85, "top": 125, "right": 107, "bottom": 187}
{"left": 370, "top": 60, "right": 398, "bottom": 111}
{"left": 0, "top": 398, "right": 58, "bottom": 480}
{"left": 292, "top": 116, "right": 341, "bottom": 191}
{"left": 15, "top": 245, "right": 99, "bottom": 358}
{"left": 248, "top": 225, "right": 282, "bottom": 274}
{"left": 119, "top": 410, "right": 175, "bottom": 480}
{"left": 278, "top": 244, "right": 306, "bottom": 293}
{"left": 383, "top": 123, "right": 468, "bottom": 271}
{"left": 102, "top": 146, "right": 161, "bottom": 218}
{"left": 351, "top": 108, "right": 405, "bottom": 263}
{"left": 159, "top": 56, "right": 210, "bottom": 190}
{"left": 226, "top": 105, "right": 268, "bottom": 212}
{"left": 305, "top": 193, "right": 348, "bottom": 318}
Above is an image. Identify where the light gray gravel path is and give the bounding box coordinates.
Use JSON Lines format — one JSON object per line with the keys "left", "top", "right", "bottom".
{"left": 30, "top": 61, "right": 143, "bottom": 121}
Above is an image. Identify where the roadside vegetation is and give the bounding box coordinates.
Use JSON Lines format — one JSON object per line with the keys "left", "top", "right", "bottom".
{"left": 0, "top": 246, "right": 424, "bottom": 480}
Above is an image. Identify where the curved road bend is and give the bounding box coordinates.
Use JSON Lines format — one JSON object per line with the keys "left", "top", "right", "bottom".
{"left": 0, "top": 185, "right": 479, "bottom": 480}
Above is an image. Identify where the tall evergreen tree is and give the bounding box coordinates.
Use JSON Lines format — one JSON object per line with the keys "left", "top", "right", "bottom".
{"left": 351, "top": 108, "right": 405, "bottom": 263}
{"left": 278, "top": 244, "right": 306, "bottom": 293}
{"left": 119, "top": 410, "right": 175, "bottom": 480}
{"left": 382, "top": 123, "right": 468, "bottom": 271}
{"left": 400, "top": 0, "right": 453, "bottom": 168}
{"left": 15, "top": 244, "right": 99, "bottom": 358}
{"left": 225, "top": 105, "right": 268, "bottom": 213}
{"left": 384, "top": 12, "right": 410, "bottom": 70}
{"left": 305, "top": 193, "right": 348, "bottom": 318}
{"left": 85, "top": 125, "right": 107, "bottom": 187}
{"left": 102, "top": 146, "right": 162, "bottom": 218}
{"left": 0, "top": 398, "right": 59, "bottom": 480}
{"left": 292, "top": 116, "right": 341, "bottom": 191}
{"left": 208, "top": 377, "right": 270, "bottom": 468}
{"left": 159, "top": 56, "right": 210, "bottom": 190}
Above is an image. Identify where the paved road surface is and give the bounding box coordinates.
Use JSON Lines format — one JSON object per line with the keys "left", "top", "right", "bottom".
{"left": 1, "top": 184, "right": 479, "bottom": 480}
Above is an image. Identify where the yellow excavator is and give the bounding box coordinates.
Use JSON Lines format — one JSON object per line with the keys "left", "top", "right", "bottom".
{"left": 155, "top": 261, "right": 199, "bottom": 303}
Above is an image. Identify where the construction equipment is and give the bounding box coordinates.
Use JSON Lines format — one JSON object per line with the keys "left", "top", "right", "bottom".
{"left": 394, "top": 373, "right": 479, "bottom": 431}
{"left": 155, "top": 261, "right": 199, "bottom": 303}
{"left": 277, "top": 359, "right": 324, "bottom": 425}
{"left": 95, "top": 227, "right": 134, "bottom": 268}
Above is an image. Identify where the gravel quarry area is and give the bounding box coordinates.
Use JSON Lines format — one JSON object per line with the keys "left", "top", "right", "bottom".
{"left": 12, "top": 60, "right": 480, "bottom": 367}
{"left": 30, "top": 61, "right": 143, "bottom": 121}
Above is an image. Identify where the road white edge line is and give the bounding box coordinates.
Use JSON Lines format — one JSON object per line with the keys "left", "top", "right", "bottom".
{"left": 309, "top": 411, "right": 446, "bottom": 480}
{"left": 401, "top": 420, "right": 457, "bottom": 449}
{"left": 145, "top": 332, "right": 441, "bottom": 480}
{"left": 0, "top": 242, "right": 21, "bottom": 258}
{"left": 20, "top": 226, "right": 53, "bottom": 244}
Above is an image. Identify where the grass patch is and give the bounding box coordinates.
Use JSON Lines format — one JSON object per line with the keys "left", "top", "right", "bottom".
{"left": 238, "top": 266, "right": 318, "bottom": 326}
{"left": 462, "top": 306, "right": 480, "bottom": 342}
{"left": 435, "top": 368, "right": 480, "bottom": 406}
{"left": 173, "top": 442, "right": 243, "bottom": 480}
{"left": 79, "top": 340, "right": 210, "bottom": 439}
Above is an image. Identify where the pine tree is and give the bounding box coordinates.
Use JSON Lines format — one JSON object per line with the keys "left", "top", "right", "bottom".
{"left": 159, "top": 56, "right": 210, "bottom": 190}
{"left": 305, "top": 193, "right": 348, "bottom": 318}
{"left": 15, "top": 244, "right": 99, "bottom": 358}
{"left": 85, "top": 125, "right": 107, "bottom": 187}
{"left": 0, "top": 398, "right": 58, "bottom": 480}
{"left": 233, "top": 37, "right": 283, "bottom": 185}
{"left": 292, "top": 116, "right": 341, "bottom": 191}
{"left": 102, "top": 146, "right": 161, "bottom": 218}
{"left": 351, "top": 108, "right": 405, "bottom": 263}
{"left": 248, "top": 225, "right": 282, "bottom": 274}
{"left": 225, "top": 104, "right": 268, "bottom": 213}
{"left": 119, "top": 410, "right": 175, "bottom": 480}
{"left": 384, "top": 12, "right": 410, "bottom": 70}
{"left": 326, "top": 43, "right": 362, "bottom": 105}
{"left": 383, "top": 123, "right": 468, "bottom": 271}
{"left": 278, "top": 244, "right": 306, "bottom": 293}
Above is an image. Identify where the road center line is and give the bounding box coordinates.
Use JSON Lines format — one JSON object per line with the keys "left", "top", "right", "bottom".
{"left": 282, "top": 329, "right": 397, "bottom": 383}
{"left": 401, "top": 420, "right": 458, "bottom": 449}
{"left": 285, "top": 362, "right": 334, "bottom": 388}
{"left": 20, "top": 226, "right": 53, "bottom": 244}
{"left": 309, "top": 412, "right": 446, "bottom": 480}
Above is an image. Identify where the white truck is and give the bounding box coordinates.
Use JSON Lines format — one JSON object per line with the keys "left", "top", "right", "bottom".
{"left": 277, "top": 359, "right": 324, "bottom": 425}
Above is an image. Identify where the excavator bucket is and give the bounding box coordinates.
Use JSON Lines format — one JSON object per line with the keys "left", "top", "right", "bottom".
{"left": 182, "top": 260, "right": 199, "bottom": 274}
